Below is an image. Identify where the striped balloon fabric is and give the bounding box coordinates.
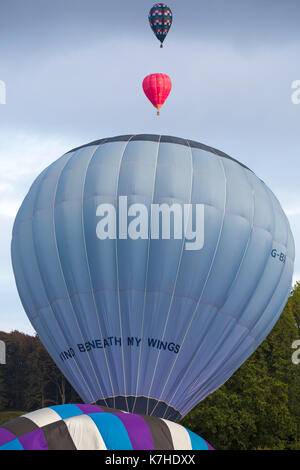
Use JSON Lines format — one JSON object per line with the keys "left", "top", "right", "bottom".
{"left": 0, "top": 404, "right": 214, "bottom": 450}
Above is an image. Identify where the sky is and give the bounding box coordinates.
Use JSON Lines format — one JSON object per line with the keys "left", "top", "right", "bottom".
{"left": 0, "top": 0, "right": 300, "bottom": 334}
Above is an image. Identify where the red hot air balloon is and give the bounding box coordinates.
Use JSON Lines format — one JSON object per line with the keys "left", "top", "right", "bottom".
{"left": 142, "top": 73, "right": 172, "bottom": 115}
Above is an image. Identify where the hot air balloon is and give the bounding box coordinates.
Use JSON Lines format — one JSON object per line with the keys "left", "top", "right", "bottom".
{"left": 11, "top": 135, "right": 294, "bottom": 423}
{"left": 149, "top": 3, "right": 173, "bottom": 48}
{"left": 0, "top": 404, "right": 213, "bottom": 450}
{"left": 143, "top": 74, "right": 172, "bottom": 115}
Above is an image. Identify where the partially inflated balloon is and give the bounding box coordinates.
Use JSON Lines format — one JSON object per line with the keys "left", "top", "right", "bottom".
{"left": 149, "top": 3, "right": 173, "bottom": 47}
{"left": 143, "top": 74, "right": 172, "bottom": 115}
{"left": 11, "top": 135, "right": 294, "bottom": 422}
{"left": 0, "top": 404, "right": 214, "bottom": 450}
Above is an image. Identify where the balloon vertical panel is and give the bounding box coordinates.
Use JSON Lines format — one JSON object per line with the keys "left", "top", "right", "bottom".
{"left": 54, "top": 145, "right": 112, "bottom": 401}
{"left": 83, "top": 141, "right": 132, "bottom": 400}
{"left": 136, "top": 142, "right": 193, "bottom": 401}
{"left": 116, "top": 139, "right": 160, "bottom": 397}
{"left": 32, "top": 150, "right": 106, "bottom": 402}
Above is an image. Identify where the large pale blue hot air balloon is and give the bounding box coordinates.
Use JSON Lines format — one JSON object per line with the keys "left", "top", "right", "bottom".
{"left": 11, "top": 135, "right": 294, "bottom": 422}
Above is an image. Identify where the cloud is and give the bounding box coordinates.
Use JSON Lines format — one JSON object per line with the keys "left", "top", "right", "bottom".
{"left": 0, "top": 213, "right": 34, "bottom": 333}
{"left": 1, "top": 0, "right": 300, "bottom": 52}
{"left": 0, "top": 0, "right": 299, "bottom": 333}
{"left": 0, "top": 132, "right": 74, "bottom": 215}
{"left": 287, "top": 211, "right": 300, "bottom": 283}
{"left": 0, "top": 135, "right": 74, "bottom": 334}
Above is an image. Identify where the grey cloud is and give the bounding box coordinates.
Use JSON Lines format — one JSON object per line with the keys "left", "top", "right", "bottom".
{"left": 1, "top": 0, "right": 300, "bottom": 53}
{"left": 0, "top": 0, "right": 299, "bottom": 332}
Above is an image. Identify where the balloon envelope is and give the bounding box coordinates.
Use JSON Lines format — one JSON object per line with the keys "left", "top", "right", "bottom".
{"left": 0, "top": 404, "right": 214, "bottom": 450}
{"left": 143, "top": 74, "right": 172, "bottom": 113}
{"left": 11, "top": 134, "right": 294, "bottom": 421}
{"left": 149, "top": 3, "right": 173, "bottom": 47}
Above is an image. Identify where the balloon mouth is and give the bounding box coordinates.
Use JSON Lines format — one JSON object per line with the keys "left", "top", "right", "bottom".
{"left": 95, "top": 396, "right": 182, "bottom": 422}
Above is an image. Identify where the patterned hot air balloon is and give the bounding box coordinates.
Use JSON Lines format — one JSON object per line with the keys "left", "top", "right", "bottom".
{"left": 0, "top": 405, "right": 214, "bottom": 450}
{"left": 11, "top": 135, "right": 294, "bottom": 423}
{"left": 142, "top": 73, "right": 172, "bottom": 115}
{"left": 149, "top": 3, "right": 173, "bottom": 48}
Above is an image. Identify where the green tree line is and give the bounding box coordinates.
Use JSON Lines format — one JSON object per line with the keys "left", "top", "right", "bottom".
{"left": 1, "top": 283, "right": 300, "bottom": 449}
{"left": 0, "top": 331, "right": 81, "bottom": 413}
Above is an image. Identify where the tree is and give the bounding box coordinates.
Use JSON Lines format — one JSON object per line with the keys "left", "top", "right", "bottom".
{"left": 288, "top": 282, "right": 300, "bottom": 330}
{"left": 25, "top": 338, "right": 57, "bottom": 409}
{"left": 0, "top": 331, "right": 36, "bottom": 411}
{"left": 0, "top": 331, "right": 82, "bottom": 412}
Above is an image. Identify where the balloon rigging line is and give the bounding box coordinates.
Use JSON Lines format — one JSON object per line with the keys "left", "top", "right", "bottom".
{"left": 31, "top": 151, "right": 96, "bottom": 403}
{"left": 115, "top": 135, "right": 136, "bottom": 412}
{"left": 181, "top": 248, "right": 290, "bottom": 416}
{"left": 52, "top": 149, "right": 106, "bottom": 402}
{"left": 168, "top": 166, "right": 288, "bottom": 413}
{"left": 148, "top": 139, "right": 194, "bottom": 416}
{"left": 81, "top": 143, "right": 117, "bottom": 405}
{"left": 133, "top": 135, "right": 161, "bottom": 413}
{"left": 182, "top": 181, "right": 291, "bottom": 413}
{"left": 158, "top": 156, "right": 228, "bottom": 416}
{"left": 168, "top": 164, "right": 257, "bottom": 410}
